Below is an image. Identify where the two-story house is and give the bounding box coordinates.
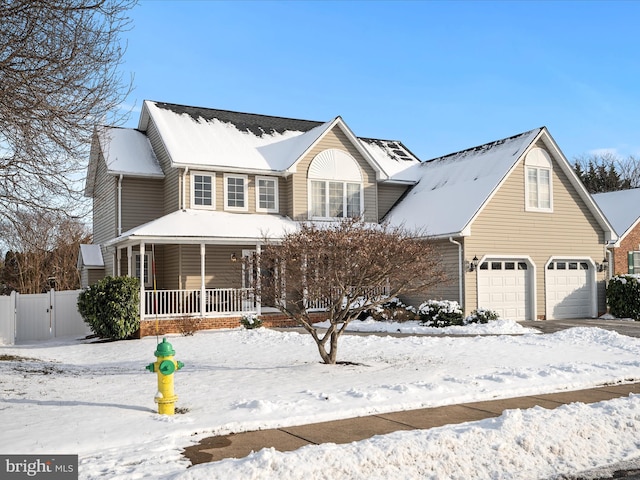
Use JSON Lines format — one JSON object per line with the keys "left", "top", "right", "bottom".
{"left": 80, "top": 100, "right": 617, "bottom": 336}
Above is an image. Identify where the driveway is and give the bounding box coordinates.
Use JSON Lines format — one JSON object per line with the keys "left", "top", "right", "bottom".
{"left": 519, "top": 318, "right": 640, "bottom": 337}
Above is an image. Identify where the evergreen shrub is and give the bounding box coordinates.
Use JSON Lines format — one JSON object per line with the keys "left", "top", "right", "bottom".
{"left": 418, "top": 299, "right": 464, "bottom": 327}
{"left": 464, "top": 308, "right": 499, "bottom": 324}
{"left": 77, "top": 276, "right": 140, "bottom": 339}
{"left": 607, "top": 275, "right": 640, "bottom": 320}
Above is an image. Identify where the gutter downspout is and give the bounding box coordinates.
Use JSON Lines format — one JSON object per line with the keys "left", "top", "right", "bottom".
{"left": 182, "top": 167, "right": 189, "bottom": 210}
{"left": 117, "top": 174, "right": 123, "bottom": 236}
{"left": 449, "top": 237, "right": 463, "bottom": 308}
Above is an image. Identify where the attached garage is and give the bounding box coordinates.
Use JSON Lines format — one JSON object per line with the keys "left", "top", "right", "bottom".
{"left": 545, "top": 259, "right": 595, "bottom": 319}
{"left": 477, "top": 258, "right": 533, "bottom": 321}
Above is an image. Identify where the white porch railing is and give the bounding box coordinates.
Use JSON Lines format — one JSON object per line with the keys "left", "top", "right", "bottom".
{"left": 305, "top": 284, "right": 390, "bottom": 311}
{"left": 146, "top": 288, "right": 256, "bottom": 318}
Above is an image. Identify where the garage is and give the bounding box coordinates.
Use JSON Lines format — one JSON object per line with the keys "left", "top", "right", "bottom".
{"left": 477, "top": 259, "right": 532, "bottom": 321}
{"left": 545, "top": 260, "right": 594, "bottom": 319}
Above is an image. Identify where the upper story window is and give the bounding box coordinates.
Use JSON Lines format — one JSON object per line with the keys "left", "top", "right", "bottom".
{"left": 224, "top": 174, "right": 248, "bottom": 211}
{"left": 308, "top": 149, "right": 363, "bottom": 220}
{"left": 192, "top": 172, "right": 215, "bottom": 209}
{"left": 256, "top": 176, "right": 279, "bottom": 213}
{"left": 524, "top": 147, "right": 553, "bottom": 212}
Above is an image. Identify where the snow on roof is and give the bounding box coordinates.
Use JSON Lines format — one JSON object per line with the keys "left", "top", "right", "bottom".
{"left": 385, "top": 128, "right": 542, "bottom": 236}
{"left": 143, "top": 101, "right": 421, "bottom": 179}
{"left": 98, "top": 127, "right": 164, "bottom": 177}
{"left": 78, "top": 244, "right": 104, "bottom": 268}
{"left": 592, "top": 188, "right": 640, "bottom": 240}
{"left": 108, "top": 209, "right": 299, "bottom": 245}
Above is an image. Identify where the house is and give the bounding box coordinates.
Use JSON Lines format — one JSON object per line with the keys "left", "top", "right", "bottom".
{"left": 80, "top": 101, "right": 421, "bottom": 335}
{"left": 80, "top": 101, "right": 617, "bottom": 335}
{"left": 385, "top": 127, "right": 616, "bottom": 320}
{"left": 593, "top": 188, "right": 640, "bottom": 275}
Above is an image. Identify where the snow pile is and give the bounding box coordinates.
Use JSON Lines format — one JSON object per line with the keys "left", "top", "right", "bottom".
{"left": 1, "top": 325, "right": 639, "bottom": 479}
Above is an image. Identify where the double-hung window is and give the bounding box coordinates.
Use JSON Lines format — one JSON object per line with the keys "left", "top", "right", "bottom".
{"left": 311, "top": 180, "right": 362, "bottom": 219}
{"left": 192, "top": 172, "right": 215, "bottom": 209}
{"left": 256, "top": 176, "right": 278, "bottom": 212}
{"left": 224, "top": 174, "right": 248, "bottom": 211}
{"left": 308, "top": 149, "right": 363, "bottom": 220}
{"left": 135, "top": 253, "right": 152, "bottom": 288}
{"left": 524, "top": 148, "right": 553, "bottom": 212}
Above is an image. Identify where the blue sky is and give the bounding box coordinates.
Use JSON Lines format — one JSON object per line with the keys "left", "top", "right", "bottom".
{"left": 120, "top": 0, "right": 640, "bottom": 162}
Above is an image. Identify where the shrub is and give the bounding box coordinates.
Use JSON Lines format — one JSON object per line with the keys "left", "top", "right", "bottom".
{"left": 241, "top": 313, "right": 263, "bottom": 329}
{"left": 369, "top": 297, "right": 416, "bottom": 322}
{"left": 465, "top": 308, "right": 499, "bottom": 324}
{"left": 77, "top": 276, "right": 140, "bottom": 339}
{"left": 418, "top": 299, "right": 464, "bottom": 327}
{"left": 607, "top": 275, "right": 640, "bottom": 320}
{"left": 176, "top": 315, "right": 203, "bottom": 336}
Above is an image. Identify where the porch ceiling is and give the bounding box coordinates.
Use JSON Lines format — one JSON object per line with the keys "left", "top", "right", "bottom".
{"left": 105, "top": 209, "right": 299, "bottom": 247}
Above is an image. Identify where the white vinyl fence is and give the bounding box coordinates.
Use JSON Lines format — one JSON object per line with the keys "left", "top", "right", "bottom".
{"left": 0, "top": 289, "right": 90, "bottom": 345}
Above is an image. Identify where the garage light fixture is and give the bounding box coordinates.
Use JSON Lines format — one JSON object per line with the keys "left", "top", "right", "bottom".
{"left": 597, "top": 257, "right": 608, "bottom": 272}
{"left": 468, "top": 255, "right": 479, "bottom": 272}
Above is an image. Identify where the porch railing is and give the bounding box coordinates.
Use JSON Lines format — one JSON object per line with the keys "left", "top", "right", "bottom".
{"left": 305, "top": 284, "right": 390, "bottom": 311}
{"left": 145, "top": 288, "right": 256, "bottom": 318}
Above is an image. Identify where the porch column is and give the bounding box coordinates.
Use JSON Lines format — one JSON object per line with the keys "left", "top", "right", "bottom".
{"left": 140, "top": 242, "right": 145, "bottom": 322}
{"left": 255, "top": 243, "right": 262, "bottom": 315}
{"left": 127, "top": 246, "right": 132, "bottom": 277}
{"left": 116, "top": 248, "right": 122, "bottom": 276}
{"left": 200, "top": 243, "right": 206, "bottom": 317}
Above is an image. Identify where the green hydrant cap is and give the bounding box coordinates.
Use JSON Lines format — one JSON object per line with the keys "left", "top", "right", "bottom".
{"left": 154, "top": 338, "right": 175, "bottom": 357}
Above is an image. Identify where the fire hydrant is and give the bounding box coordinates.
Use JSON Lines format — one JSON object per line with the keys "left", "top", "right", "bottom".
{"left": 145, "top": 338, "right": 184, "bottom": 415}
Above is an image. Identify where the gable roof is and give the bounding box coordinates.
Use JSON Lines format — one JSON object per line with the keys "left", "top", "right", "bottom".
{"left": 385, "top": 127, "right": 616, "bottom": 240}
{"left": 84, "top": 126, "right": 164, "bottom": 196}
{"left": 137, "top": 100, "right": 420, "bottom": 180}
{"left": 593, "top": 188, "right": 640, "bottom": 245}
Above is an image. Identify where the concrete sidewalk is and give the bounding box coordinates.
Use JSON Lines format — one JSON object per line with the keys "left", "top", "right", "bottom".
{"left": 183, "top": 382, "right": 640, "bottom": 466}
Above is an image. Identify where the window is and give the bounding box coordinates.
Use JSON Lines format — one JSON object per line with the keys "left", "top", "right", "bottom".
{"left": 135, "top": 253, "right": 152, "bottom": 287}
{"left": 308, "top": 149, "right": 363, "bottom": 220}
{"left": 524, "top": 148, "right": 553, "bottom": 212}
{"left": 256, "top": 177, "right": 278, "bottom": 212}
{"left": 224, "top": 174, "right": 248, "bottom": 211}
{"left": 628, "top": 252, "right": 640, "bottom": 274}
{"left": 192, "top": 172, "right": 215, "bottom": 209}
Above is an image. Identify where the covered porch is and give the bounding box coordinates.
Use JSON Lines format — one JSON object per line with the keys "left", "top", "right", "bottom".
{"left": 103, "top": 209, "right": 299, "bottom": 323}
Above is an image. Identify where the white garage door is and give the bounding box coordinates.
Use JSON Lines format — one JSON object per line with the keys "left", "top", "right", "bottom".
{"left": 477, "top": 260, "right": 531, "bottom": 321}
{"left": 546, "top": 260, "right": 592, "bottom": 319}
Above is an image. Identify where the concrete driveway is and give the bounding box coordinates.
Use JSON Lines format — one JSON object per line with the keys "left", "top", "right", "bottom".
{"left": 520, "top": 318, "right": 640, "bottom": 337}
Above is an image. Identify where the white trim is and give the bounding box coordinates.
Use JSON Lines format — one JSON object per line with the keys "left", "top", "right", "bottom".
{"left": 544, "top": 256, "right": 597, "bottom": 319}
{"left": 190, "top": 171, "right": 216, "bottom": 210}
{"left": 307, "top": 179, "right": 363, "bottom": 220}
{"left": 224, "top": 173, "right": 249, "bottom": 212}
{"left": 255, "top": 176, "right": 279, "bottom": 213}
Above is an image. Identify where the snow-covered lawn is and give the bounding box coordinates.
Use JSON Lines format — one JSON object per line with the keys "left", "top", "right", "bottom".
{"left": 1, "top": 319, "right": 640, "bottom": 479}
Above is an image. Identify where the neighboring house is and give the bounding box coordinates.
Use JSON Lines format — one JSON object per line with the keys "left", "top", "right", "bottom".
{"left": 593, "top": 188, "right": 640, "bottom": 275}
{"left": 385, "top": 127, "right": 616, "bottom": 321}
{"left": 79, "top": 101, "right": 617, "bottom": 334}
{"left": 80, "top": 101, "right": 420, "bottom": 335}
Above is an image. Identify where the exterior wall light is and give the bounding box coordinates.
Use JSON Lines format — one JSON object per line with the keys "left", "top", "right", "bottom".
{"left": 468, "top": 255, "right": 479, "bottom": 272}
{"left": 230, "top": 253, "right": 238, "bottom": 263}
{"left": 598, "top": 257, "right": 608, "bottom": 272}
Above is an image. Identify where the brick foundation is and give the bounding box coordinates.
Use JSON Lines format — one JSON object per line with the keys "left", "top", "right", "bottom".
{"left": 136, "top": 312, "right": 327, "bottom": 338}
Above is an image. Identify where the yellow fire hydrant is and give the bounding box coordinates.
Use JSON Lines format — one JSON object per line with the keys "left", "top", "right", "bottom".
{"left": 145, "top": 338, "right": 184, "bottom": 415}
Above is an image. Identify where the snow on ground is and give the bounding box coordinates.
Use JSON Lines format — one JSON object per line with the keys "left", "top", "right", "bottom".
{"left": 1, "top": 319, "right": 640, "bottom": 479}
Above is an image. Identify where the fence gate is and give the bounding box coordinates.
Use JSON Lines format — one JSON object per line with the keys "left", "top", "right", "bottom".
{"left": 16, "top": 291, "right": 54, "bottom": 342}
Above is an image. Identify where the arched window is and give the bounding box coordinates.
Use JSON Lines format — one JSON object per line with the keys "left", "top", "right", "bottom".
{"left": 308, "top": 149, "right": 363, "bottom": 219}
{"left": 524, "top": 147, "right": 553, "bottom": 212}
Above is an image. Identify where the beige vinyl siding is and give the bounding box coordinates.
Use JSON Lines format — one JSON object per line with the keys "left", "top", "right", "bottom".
{"left": 120, "top": 177, "right": 164, "bottom": 232}
{"left": 464, "top": 150, "right": 607, "bottom": 318}
{"left": 401, "top": 238, "right": 461, "bottom": 308}
{"left": 279, "top": 176, "right": 292, "bottom": 218}
{"left": 291, "top": 127, "right": 378, "bottom": 222}
{"left": 92, "top": 155, "right": 117, "bottom": 276}
{"left": 145, "top": 118, "right": 179, "bottom": 214}
{"left": 377, "top": 183, "right": 412, "bottom": 221}
{"left": 117, "top": 245, "right": 165, "bottom": 288}
{"left": 178, "top": 244, "right": 254, "bottom": 290}
{"left": 80, "top": 268, "right": 105, "bottom": 288}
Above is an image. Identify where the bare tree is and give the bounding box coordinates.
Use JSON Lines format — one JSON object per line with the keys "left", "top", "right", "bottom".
{"left": 573, "top": 153, "right": 640, "bottom": 193}
{"left": 0, "top": 208, "right": 90, "bottom": 293}
{"left": 256, "top": 218, "right": 446, "bottom": 364}
{"left": 0, "top": 0, "right": 136, "bottom": 222}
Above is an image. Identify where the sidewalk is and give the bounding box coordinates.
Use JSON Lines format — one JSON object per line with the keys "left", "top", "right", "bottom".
{"left": 183, "top": 382, "right": 640, "bottom": 466}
